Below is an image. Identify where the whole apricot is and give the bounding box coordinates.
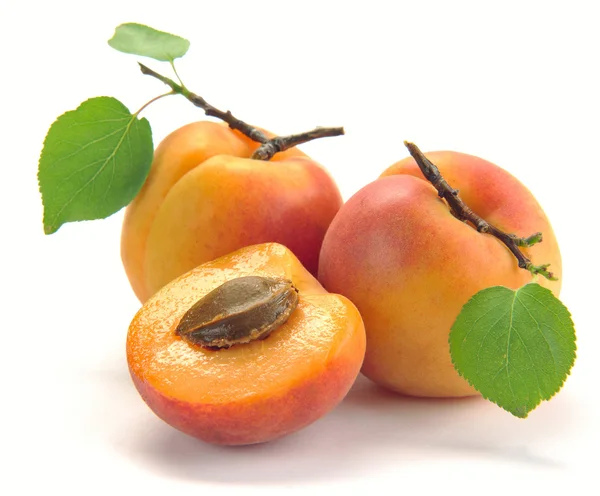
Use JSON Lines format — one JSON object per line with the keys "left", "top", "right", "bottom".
{"left": 127, "top": 243, "right": 366, "bottom": 445}
{"left": 121, "top": 121, "right": 343, "bottom": 303}
{"left": 318, "top": 150, "right": 561, "bottom": 398}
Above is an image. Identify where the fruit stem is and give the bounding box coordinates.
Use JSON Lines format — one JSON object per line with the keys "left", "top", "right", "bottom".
{"left": 404, "top": 141, "right": 557, "bottom": 281}
{"left": 139, "top": 63, "right": 344, "bottom": 160}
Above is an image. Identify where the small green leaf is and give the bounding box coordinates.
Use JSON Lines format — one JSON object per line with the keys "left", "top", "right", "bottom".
{"left": 449, "top": 283, "right": 576, "bottom": 418}
{"left": 108, "top": 23, "right": 190, "bottom": 61}
{"left": 38, "top": 96, "right": 153, "bottom": 234}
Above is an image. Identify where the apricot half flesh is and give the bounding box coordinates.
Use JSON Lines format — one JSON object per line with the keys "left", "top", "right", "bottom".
{"left": 127, "top": 243, "right": 366, "bottom": 445}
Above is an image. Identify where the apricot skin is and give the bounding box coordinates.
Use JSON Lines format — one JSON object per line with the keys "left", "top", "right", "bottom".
{"left": 127, "top": 243, "right": 365, "bottom": 445}
{"left": 131, "top": 348, "right": 360, "bottom": 445}
{"left": 318, "top": 151, "right": 561, "bottom": 398}
{"left": 121, "top": 122, "right": 343, "bottom": 303}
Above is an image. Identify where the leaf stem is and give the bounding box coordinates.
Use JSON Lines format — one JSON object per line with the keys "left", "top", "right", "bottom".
{"left": 134, "top": 91, "right": 175, "bottom": 117}
{"left": 404, "top": 141, "right": 557, "bottom": 281}
{"left": 138, "top": 62, "right": 344, "bottom": 160}
{"left": 170, "top": 60, "right": 185, "bottom": 88}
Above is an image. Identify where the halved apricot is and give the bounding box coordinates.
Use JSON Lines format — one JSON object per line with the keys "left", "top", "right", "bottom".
{"left": 127, "top": 243, "right": 366, "bottom": 445}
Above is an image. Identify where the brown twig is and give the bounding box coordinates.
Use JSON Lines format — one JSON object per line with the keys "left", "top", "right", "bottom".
{"left": 139, "top": 63, "right": 268, "bottom": 143}
{"left": 404, "top": 141, "right": 557, "bottom": 281}
{"left": 251, "top": 127, "right": 344, "bottom": 160}
{"left": 139, "top": 63, "right": 343, "bottom": 160}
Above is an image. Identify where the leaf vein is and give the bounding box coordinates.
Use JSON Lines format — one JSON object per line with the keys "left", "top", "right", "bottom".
{"left": 518, "top": 290, "right": 572, "bottom": 336}
{"left": 48, "top": 115, "right": 138, "bottom": 226}
{"left": 475, "top": 308, "right": 511, "bottom": 375}
{"left": 47, "top": 127, "right": 125, "bottom": 167}
{"left": 460, "top": 297, "right": 508, "bottom": 346}
{"left": 516, "top": 293, "right": 559, "bottom": 381}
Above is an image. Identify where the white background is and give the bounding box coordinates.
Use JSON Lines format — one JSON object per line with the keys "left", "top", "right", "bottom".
{"left": 1, "top": 0, "right": 598, "bottom": 494}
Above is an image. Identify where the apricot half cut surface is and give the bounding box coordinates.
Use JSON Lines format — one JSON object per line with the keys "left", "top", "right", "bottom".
{"left": 127, "top": 243, "right": 366, "bottom": 445}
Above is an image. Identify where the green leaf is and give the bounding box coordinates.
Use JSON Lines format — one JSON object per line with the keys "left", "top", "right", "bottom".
{"left": 449, "top": 283, "right": 576, "bottom": 418}
{"left": 108, "top": 23, "right": 190, "bottom": 61}
{"left": 38, "top": 97, "right": 153, "bottom": 234}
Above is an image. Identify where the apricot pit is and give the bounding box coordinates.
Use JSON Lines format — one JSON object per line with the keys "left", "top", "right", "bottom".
{"left": 175, "top": 276, "right": 299, "bottom": 349}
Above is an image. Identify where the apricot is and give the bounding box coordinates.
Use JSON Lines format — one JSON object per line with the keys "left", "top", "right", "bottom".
{"left": 318, "top": 150, "right": 561, "bottom": 398}
{"left": 127, "top": 243, "right": 366, "bottom": 445}
{"left": 121, "top": 121, "right": 343, "bottom": 303}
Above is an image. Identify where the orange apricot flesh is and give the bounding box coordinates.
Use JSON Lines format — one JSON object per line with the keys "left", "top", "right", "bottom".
{"left": 127, "top": 243, "right": 366, "bottom": 445}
